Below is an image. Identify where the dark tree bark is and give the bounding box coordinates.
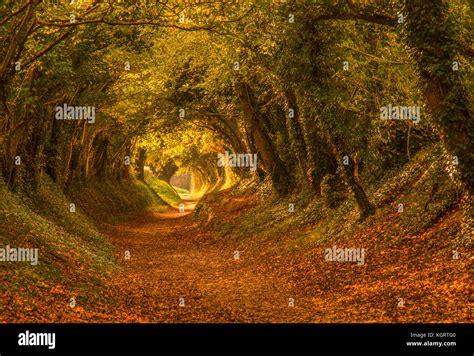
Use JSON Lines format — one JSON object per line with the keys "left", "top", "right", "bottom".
{"left": 158, "top": 160, "right": 178, "bottom": 183}
{"left": 330, "top": 133, "right": 375, "bottom": 220}
{"left": 136, "top": 147, "right": 147, "bottom": 182}
{"left": 301, "top": 113, "right": 339, "bottom": 196}
{"left": 284, "top": 87, "right": 314, "bottom": 190}
{"left": 95, "top": 138, "right": 109, "bottom": 180}
{"left": 45, "top": 115, "right": 61, "bottom": 182}
{"left": 237, "top": 82, "right": 291, "bottom": 195}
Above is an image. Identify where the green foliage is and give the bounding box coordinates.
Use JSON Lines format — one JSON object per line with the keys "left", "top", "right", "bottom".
{"left": 145, "top": 176, "right": 183, "bottom": 208}
{"left": 321, "top": 174, "right": 345, "bottom": 209}
{"left": 0, "top": 177, "right": 115, "bottom": 298}
{"left": 70, "top": 178, "right": 168, "bottom": 223}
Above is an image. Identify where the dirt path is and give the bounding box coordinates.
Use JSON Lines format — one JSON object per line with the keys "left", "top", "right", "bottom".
{"left": 101, "top": 201, "right": 303, "bottom": 323}
{"left": 97, "top": 197, "right": 470, "bottom": 324}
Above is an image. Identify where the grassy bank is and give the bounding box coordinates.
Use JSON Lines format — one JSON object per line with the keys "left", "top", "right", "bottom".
{"left": 145, "top": 176, "right": 183, "bottom": 208}
{"left": 0, "top": 177, "right": 165, "bottom": 322}
{"left": 193, "top": 144, "right": 472, "bottom": 322}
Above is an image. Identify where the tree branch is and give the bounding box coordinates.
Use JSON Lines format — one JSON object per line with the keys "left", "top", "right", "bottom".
{"left": 310, "top": 11, "right": 397, "bottom": 27}
{"left": 0, "top": 1, "right": 30, "bottom": 27}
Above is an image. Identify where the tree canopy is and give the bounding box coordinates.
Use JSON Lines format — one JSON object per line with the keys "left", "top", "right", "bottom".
{"left": 1, "top": 0, "right": 472, "bottom": 219}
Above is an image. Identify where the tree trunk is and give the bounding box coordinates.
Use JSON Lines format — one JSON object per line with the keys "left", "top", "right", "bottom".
{"left": 330, "top": 134, "right": 375, "bottom": 220}
{"left": 404, "top": 0, "right": 474, "bottom": 197}
{"left": 45, "top": 116, "right": 61, "bottom": 182}
{"left": 301, "top": 115, "right": 339, "bottom": 196}
{"left": 284, "top": 87, "right": 313, "bottom": 190}
{"left": 136, "top": 147, "right": 146, "bottom": 181}
{"left": 237, "top": 82, "right": 290, "bottom": 195}
{"left": 158, "top": 160, "right": 178, "bottom": 183}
